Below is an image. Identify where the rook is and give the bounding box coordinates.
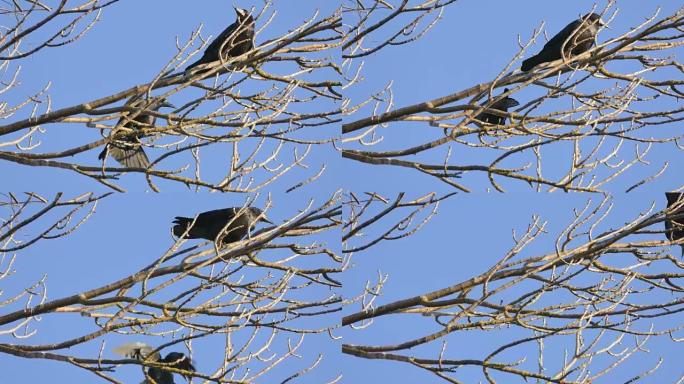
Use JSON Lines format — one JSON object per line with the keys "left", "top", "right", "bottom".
{"left": 521, "top": 13, "right": 603, "bottom": 72}
{"left": 173, "top": 207, "right": 271, "bottom": 244}
{"left": 114, "top": 342, "right": 195, "bottom": 384}
{"left": 474, "top": 88, "right": 520, "bottom": 126}
{"left": 98, "top": 98, "right": 174, "bottom": 168}
{"left": 186, "top": 7, "right": 255, "bottom": 72}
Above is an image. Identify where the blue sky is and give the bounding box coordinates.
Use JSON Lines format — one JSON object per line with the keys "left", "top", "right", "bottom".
{"left": 339, "top": 1, "right": 683, "bottom": 381}
{"left": 2, "top": 0, "right": 683, "bottom": 383}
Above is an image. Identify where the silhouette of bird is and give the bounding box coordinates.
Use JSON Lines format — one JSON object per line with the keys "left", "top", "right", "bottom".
{"left": 173, "top": 207, "right": 272, "bottom": 244}
{"left": 98, "top": 98, "right": 174, "bottom": 168}
{"left": 186, "top": 7, "right": 255, "bottom": 72}
{"left": 114, "top": 342, "right": 195, "bottom": 384}
{"left": 665, "top": 192, "right": 684, "bottom": 256}
{"left": 521, "top": 13, "right": 604, "bottom": 72}
{"left": 474, "top": 88, "right": 520, "bottom": 125}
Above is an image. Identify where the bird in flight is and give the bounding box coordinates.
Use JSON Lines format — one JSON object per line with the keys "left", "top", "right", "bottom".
{"left": 114, "top": 342, "right": 195, "bottom": 384}
{"left": 186, "top": 7, "right": 255, "bottom": 72}
{"left": 173, "top": 207, "right": 272, "bottom": 244}
{"left": 98, "top": 97, "right": 174, "bottom": 168}
{"left": 521, "top": 13, "right": 604, "bottom": 72}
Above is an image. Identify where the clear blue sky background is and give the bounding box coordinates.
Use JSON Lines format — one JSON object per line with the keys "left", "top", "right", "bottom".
{"left": 2, "top": 0, "right": 683, "bottom": 383}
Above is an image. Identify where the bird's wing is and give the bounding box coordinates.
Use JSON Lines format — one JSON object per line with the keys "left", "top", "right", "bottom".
{"left": 113, "top": 342, "right": 155, "bottom": 358}
{"left": 542, "top": 20, "right": 581, "bottom": 52}
{"left": 116, "top": 99, "right": 158, "bottom": 131}
{"left": 116, "top": 98, "right": 145, "bottom": 127}
{"left": 186, "top": 23, "right": 236, "bottom": 70}
{"left": 206, "top": 22, "right": 239, "bottom": 57}
{"left": 132, "top": 113, "right": 155, "bottom": 127}
{"left": 198, "top": 208, "right": 236, "bottom": 222}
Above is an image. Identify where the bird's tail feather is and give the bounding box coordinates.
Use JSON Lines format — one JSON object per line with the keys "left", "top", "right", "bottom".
{"left": 114, "top": 147, "right": 150, "bottom": 168}
{"left": 173, "top": 217, "right": 192, "bottom": 238}
{"left": 102, "top": 145, "right": 150, "bottom": 168}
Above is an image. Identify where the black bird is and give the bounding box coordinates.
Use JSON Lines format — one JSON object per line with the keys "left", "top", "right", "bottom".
{"left": 186, "top": 7, "right": 255, "bottom": 72}
{"left": 173, "top": 207, "right": 272, "bottom": 244}
{"left": 665, "top": 192, "right": 684, "bottom": 256}
{"left": 98, "top": 98, "right": 174, "bottom": 168}
{"left": 474, "top": 88, "right": 520, "bottom": 126}
{"left": 521, "top": 13, "right": 604, "bottom": 72}
{"left": 114, "top": 342, "right": 195, "bottom": 384}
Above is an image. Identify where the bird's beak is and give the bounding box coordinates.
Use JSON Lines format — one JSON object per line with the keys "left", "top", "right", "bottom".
{"left": 161, "top": 101, "right": 176, "bottom": 109}
{"left": 260, "top": 215, "right": 273, "bottom": 225}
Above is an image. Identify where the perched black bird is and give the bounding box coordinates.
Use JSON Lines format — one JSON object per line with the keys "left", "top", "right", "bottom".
{"left": 186, "top": 7, "right": 255, "bottom": 72}
{"left": 474, "top": 88, "right": 520, "bottom": 126}
{"left": 665, "top": 192, "right": 684, "bottom": 256}
{"left": 173, "top": 207, "right": 272, "bottom": 244}
{"left": 521, "top": 13, "right": 604, "bottom": 72}
{"left": 98, "top": 98, "right": 174, "bottom": 168}
{"left": 114, "top": 342, "right": 195, "bottom": 384}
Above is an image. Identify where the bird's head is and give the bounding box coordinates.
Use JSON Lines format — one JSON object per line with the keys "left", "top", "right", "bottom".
{"left": 160, "top": 100, "right": 176, "bottom": 109}
{"left": 500, "top": 88, "right": 520, "bottom": 109}
{"left": 584, "top": 13, "right": 605, "bottom": 27}
{"left": 247, "top": 207, "right": 273, "bottom": 225}
{"left": 234, "top": 7, "right": 250, "bottom": 21}
{"left": 162, "top": 352, "right": 195, "bottom": 380}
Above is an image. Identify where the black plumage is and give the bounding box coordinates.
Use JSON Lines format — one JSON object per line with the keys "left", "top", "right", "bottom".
{"left": 521, "top": 13, "right": 603, "bottom": 72}
{"left": 173, "top": 207, "right": 271, "bottom": 244}
{"left": 474, "top": 88, "right": 520, "bottom": 126}
{"left": 665, "top": 192, "right": 684, "bottom": 256}
{"left": 98, "top": 98, "right": 174, "bottom": 168}
{"left": 148, "top": 352, "right": 195, "bottom": 384}
{"left": 114, "top": 343, "right": 195, "bottom": 384}
{"left": 186, "top": 7, "right": 255, "bottom": 72}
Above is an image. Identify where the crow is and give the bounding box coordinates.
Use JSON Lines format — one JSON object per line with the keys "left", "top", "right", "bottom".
{"left": 521, "top": 13, "right": 604, "bottom": 72}
{"left": 98, "top": 98, "right": 174, "bottom": 168}
{"left": 665, "top": 192, "right": 684, "bottom": 256}
{"left": 114, "top": 342, "right": 195, "bottom": 384}
{"left": 173, "top": 207, "right": 272, "bottom": 244}
{"left": 474, "top": 88, "right": 520, "bottom": 126}
{"left": 186, "top": 7, "right": 255, "bottom": 72}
